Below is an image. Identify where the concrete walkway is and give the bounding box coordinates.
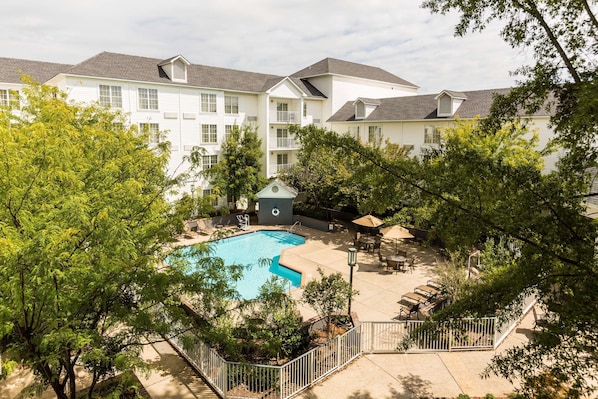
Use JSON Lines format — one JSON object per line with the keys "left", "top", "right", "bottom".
{"left": 137, "top": 340, "right": 219, "bottom": 399}
{"left": 300, "top": 310, "right": 535, "bottom": 398}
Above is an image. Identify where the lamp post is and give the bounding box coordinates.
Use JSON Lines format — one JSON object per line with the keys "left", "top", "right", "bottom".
{"left": 347, "top": 247, "right": 357, "bottom": 317}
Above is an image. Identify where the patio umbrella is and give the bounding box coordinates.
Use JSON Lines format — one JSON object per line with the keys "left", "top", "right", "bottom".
{"left": 352, "top": 214, "right": 384, "bottom": 236}
{"left": 380, "top": 225, "right": 414, "bottom": 253}
{"left": 352, "top": 214, "right": 384, "bottom": 228}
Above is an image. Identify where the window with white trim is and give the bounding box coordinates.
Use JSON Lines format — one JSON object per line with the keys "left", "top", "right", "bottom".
{"left": 424, "top": 125, "right": 442, "bottom": 144}
{"left": 303, "top": 102, "right": 307, "bottom": 117}
{"left": 225, "top": 124, "right": 237, "bottom": 140}
{"left": 276, "top": 153, "right": 289, "bottom": 172}
{"left": 201, "top": 93, "right": 217, "bottom": 113}
{"left": 276, "top": 102, "right": 289, "bottom": 122}
{"left": 201, "top": 124, "right": 218, "bottom": 144}
{"left": 224, "top": 96, "right": 238, "bottom": 114}
{"left": 0, "top": 89, "right": 20, "bottom": 109}
{"left": 99, "top": 85, "right": 122, "bottom": 108}
{"left": 140, "top": 123, "right": 160, "bottom": 144}
{"left": 138, "top": 88, "right": 158, "bottom": 110}
{"left": 203, "top": 189, "right": 219, "bottom": 206}
{"left": 368, "top": 125, "right": 382, "bottom": 144}
{"left": 202, "top": 155, "right": 218, "bottom": 169}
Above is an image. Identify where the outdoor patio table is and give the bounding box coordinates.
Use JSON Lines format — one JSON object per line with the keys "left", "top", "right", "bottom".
{"left": 359, "top": 236, "right": 375, "bottom": 252}
{"left": 387, "top": 255, "right": 406, "bottom": 272}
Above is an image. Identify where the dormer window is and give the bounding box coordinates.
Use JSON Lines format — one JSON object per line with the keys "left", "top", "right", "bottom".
{"left": 354, "top": 98, "right": 381, "bottom": 120}
{"left": 158, "top": 55, "right": 190, "bottom": 83}
{"left": 435, "top": 90, "right": 467, "bottom": 117}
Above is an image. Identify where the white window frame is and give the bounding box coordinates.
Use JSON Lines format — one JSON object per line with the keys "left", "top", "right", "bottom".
{"left": 138, "top": 88, "right": 158, "bottom": 110}
{"left": 276, "top": 128, "right": 289, "bottom": 148}
{"left": 277, "top": 102, "right": 289, "bottom": 122}
{"left": 368, "top": 125, "right": 382, "bottom": 144}
{"left": 225, "top": 124, "right": 237, "bottom": 140}
{"left": 202, "top": 188, "right": 219, "bottom": 207}
{"left": 224, "top": 95, "right": 238, "bottom": 114}
{"left": 277, "top": 153, "right": 288, "bottom": 164}
{"left": 99, "top": 85, "right": 122, "bottom": 108}
{"left": 201, "top": 124, "right": 218, "bottom": 144}
{"left": 140, "top": 122, "right": 160, "bottom": 144}
{"left": 202, "top": 154, "right": 218, "bottom": 169}
{"left": 201, "top": 93, "right": 217, "bottom": 113}
{"left": 0, "top": 89, "right": 20, "bottom": 109}
{"left": 424, "top": 125, "right": 442, "bottom": 144}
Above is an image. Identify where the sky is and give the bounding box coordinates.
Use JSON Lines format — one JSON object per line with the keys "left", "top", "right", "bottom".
{"left": 1, "top": 0, "right": 534, "bottom": 94}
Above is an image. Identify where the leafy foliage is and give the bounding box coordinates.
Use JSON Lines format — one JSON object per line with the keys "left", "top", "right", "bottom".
{"left": 190, "top": 125, "right": 267, "bottom": 207}
{"left": 286, "top": 124, "right": 417, "bottom": 215}
{"left": 301, "top": 268, "right": 358, "bottom": 339}
{"left": 0, "top": 83, "right": 236, "bottom": 399}
{"left": 233, "top": 278, "right": 308, "bottom": 363}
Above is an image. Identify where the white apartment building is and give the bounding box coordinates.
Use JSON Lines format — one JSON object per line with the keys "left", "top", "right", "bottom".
{"left": 0, "top": 52, "right": 557, "bottom": 205}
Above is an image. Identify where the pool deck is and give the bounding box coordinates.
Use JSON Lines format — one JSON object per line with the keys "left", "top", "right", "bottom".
{"left": 3, "top": 224, "right": 533, "bottom": 399}
{"left": 168, "top": 224, "right": 531, "bottom": 398}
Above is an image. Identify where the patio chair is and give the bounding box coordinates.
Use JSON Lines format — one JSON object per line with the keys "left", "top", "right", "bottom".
{"left": 373, "top": 236, "right": 382, "bottom": 252}
{"left": 396, "top": 249, "right": 407, "bottom": 257}
{"left": 378, "top": 252, "right": 386, "bottom": 268}
{"left": 386, "top": 258, "right": 399, "bottom": 273}
{"left": 408, "top": 256, "right": 416, "bottom": 273}
{"left": 236, "top": 214, "right": 250, "bottom": 231}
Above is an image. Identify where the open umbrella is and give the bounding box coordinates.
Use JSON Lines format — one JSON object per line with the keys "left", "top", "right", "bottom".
{"left": 380, "top": 225, "right": 414, "bottom": 253}
{"left": 352, "top": 214, "right": 384, "bottom": 236}
{"left": 352, "top": 214, "right": 384, "bottom": 228}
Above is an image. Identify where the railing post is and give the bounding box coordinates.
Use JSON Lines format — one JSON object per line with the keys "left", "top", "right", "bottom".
{"left": 336, "top": 334, "right": 341, "bottom": 369}
{"left": 279, "top": 365, "right": 284, "bottom": 399}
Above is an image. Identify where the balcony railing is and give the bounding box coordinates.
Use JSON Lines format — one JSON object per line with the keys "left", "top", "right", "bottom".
{"left": 273, "top": 137, "right": 299, "bottom": 149}
{"left": 269, "top": 163, "right": 293, "bottom": 175}
{"left": 271, "top": 111, "right": 300, "bottom": 123}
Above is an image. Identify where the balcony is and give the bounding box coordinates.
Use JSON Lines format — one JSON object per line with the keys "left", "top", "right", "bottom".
{"left": 272, "top": 137, "right": 299, "bottom": 149}
{"left": 271, "top": 111, "right": 300, "bottom": 124}
{"left": 269, "top": 163, "right": 294, "bottom": 175}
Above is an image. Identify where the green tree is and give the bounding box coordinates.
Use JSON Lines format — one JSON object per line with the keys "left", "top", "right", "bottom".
{"left": 286, "top": 125, "right": 416, "bottom": 215}
{"left": 419, "top": 2, "right": 598, "bottom": 396}
{"left": 302, "top": 268, "right": 358, "bottom": 339}
{"left": 0, "top": 83, "right": 237, "bottom": 399}
{"left": 421, "top": 0, "right": 598, "bottom": 188}
{"left": 236, "top": 277, "right": 308, "bottom": 363}
{"left": 192, "top": 125, "right": 267, "bottom": 208}
{"left": 287, "top": 119, "right": 598, "bottom": 395}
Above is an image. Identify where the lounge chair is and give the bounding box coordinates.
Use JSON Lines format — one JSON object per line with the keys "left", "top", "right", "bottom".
{"left": 197, "top": 219, "right": 215, "bottom": 235}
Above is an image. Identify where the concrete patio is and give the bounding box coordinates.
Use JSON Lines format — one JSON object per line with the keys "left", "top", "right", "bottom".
{"left": 2, "top": 224, "right": 533, "bottom": 399}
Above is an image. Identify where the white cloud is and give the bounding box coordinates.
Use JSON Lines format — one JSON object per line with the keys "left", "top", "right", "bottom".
{"left": 1, "top": 0, "right": 533, "bottom": 93}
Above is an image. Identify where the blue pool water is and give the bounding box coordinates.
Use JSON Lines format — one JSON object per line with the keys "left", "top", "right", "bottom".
{"left": 199, "top": 230, "right": 305, "bottom": 299}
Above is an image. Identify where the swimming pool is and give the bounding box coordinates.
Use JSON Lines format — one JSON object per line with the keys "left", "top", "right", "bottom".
{"left": 195, "top": 230, "right": 304, "bottom": 299}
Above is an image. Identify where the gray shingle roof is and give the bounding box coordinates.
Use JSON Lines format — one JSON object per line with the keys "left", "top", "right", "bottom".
{"left": 292, "top": 57, "right": 418, "bottom": 88}
{"left": 59, "top": 52, "right": 327, "bottom": 97}
{"left": 0, "top": 58, "right": 72, "bottom": 84}
{"left": 328, "top": 88, "right": 552, "bottom": 122}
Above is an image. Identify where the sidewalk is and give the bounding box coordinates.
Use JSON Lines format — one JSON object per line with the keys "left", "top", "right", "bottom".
{"left": 137, "top": 340, "right": 219, "bottom": 399}
{"left": 300, "top": 309, "right": 536, "bottom": 399}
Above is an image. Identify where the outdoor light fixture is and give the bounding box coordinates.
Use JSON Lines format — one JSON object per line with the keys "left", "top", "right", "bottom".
{"left": 347, "top": 247, "right": 357, "bottom": 317}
